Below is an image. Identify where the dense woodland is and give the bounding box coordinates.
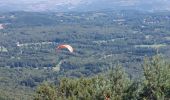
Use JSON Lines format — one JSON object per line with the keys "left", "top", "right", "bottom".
{"left": 34, "top": 56, "right": 170, "bottom": 100}
{"left": 0, "top": 10, "right": 170, "bottom": 99}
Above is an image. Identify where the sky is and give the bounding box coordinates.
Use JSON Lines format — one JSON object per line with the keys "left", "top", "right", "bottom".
{"left": 0, "top": 0, "right": 170, "bottom": 12}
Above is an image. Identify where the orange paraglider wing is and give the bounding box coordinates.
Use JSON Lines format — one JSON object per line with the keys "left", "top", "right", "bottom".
{"left": 57, "top": 44, "right": 73, "bottom": 53}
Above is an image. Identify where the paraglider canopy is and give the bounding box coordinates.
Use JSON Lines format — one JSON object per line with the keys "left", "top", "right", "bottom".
{"left": 56, "top": 44, "right": 73, "bottom": 53}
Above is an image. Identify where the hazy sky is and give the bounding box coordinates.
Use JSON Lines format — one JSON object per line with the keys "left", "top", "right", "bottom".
{"left": 0, "top": 0, "right": 169, "bottom": 4}
{"left": 0, "top": 0, "right": 161, "bottom": 6}
{"left": 0, "top": 0, "right": 170, "bottom": 12}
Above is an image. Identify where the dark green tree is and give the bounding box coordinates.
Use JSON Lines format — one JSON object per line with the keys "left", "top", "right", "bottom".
{"left": 34, "top": 82, "right": 57, "bottom": 100}
{"left": 140, "top": 55, "right": 170, "bottom": 100}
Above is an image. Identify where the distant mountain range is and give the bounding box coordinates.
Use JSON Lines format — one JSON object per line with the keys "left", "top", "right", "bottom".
{"left": 0, "top": 0, "right": 170, "bottom": 12}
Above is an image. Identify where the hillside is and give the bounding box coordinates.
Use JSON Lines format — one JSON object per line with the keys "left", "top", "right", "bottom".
{"left": 1, "top": 11, "right": 170, "bottom": 75}
{"left": 0, "top": 10, "right": 170, "bottom": 99}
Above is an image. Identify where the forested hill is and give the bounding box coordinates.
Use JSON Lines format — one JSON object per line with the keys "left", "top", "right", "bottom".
{"left": 1, "top": 11, "right": 170, "bottom": 76}
{"left": 0, "top": 10, "right": 170, "bottom": 99}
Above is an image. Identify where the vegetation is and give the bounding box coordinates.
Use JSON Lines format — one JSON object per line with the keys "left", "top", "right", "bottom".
{"left": 34, "top": 55, "right": 170, "bottom": 100}
{"left": 1, "top": 11, "right": 170, "bottom": 76}
{"left": 0, "top": 10, "right": 170, "bottom": 99}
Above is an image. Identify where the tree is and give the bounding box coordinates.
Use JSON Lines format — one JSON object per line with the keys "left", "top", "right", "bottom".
{"left": 106, "top": 64, "right": 130, "bottom": 100}
{"left": 140, "top": 55, "right": 170, "bottom": 100}
{"left": 34, "top": 82, "right": 57, "bottom": 100}
{"left": 33, "top": 55, "right": 170, "bottom": 100}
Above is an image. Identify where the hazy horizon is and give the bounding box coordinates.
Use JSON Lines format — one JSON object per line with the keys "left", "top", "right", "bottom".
{"left": 0, "top": 0, "right": 170, "bottom": 12}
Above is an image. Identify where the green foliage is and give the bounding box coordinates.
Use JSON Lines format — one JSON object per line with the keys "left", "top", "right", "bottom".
{"left": 34, "top": 82, "right": 57, "bottom": 100}
{"left": 34, "top": 56, "right": 170, "bottom": 100}
{"left": 34, "top": 65, "right": 132, "bottom": 100}
{"left": 140, "top": 55, "right": 170, "bottom": 100}
{"left": 2, "top": 11, "right": 170, "bottom": 77}
{"left": 1, "top": 11, "right": 170, "bottom": 99}
{"left": 123, "top": 81, "right": 142, "bottom": 100}
{"left": 0, "top": 67, "right": 55, "bottom": 100}
{"left": 107, "top": 64, "right": 130, "bottom": 100}
{"left": 57, "top": 78, "right": 100, "bottom": 100}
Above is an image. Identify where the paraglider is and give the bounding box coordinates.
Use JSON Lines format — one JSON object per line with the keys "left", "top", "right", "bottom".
{"left": 56, "top": 44, "right": 73, "bottom": 53}
{"left": 54, "top": 44, "right": 73, "bottom": 71}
